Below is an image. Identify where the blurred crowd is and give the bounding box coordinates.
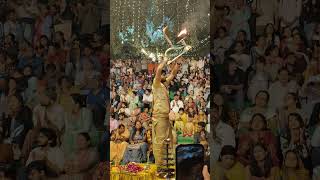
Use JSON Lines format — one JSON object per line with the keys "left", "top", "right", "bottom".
{"left": 0, "top": 0, "right": 109, "bottom": 179}
{"left": 211, "top": 0, "right": 320, "bottom": 179}
{"left": 109, "top": 57, "right": 210, "bottom": 164}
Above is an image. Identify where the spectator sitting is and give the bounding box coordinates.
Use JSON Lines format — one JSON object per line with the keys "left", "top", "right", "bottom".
{"left": 110, "top": 124, "right": 129, "bottom": 164}
{"left": 62, "top": 132, "right": 98, "bottom": 179}
{"left": 26, "top": 161, "right": 49, "bottom": 180}
{"left": 122, "top": 121, "right": 148, "bottom": 164}
{"left": 3, "top": 93, "right": 33, "bottom": 147}
{"left": 212, "top": 145, "right": 246, "bottom": 180}
{"left": 170, "top": 94, "right": 184, "bottom": 113}
{"left": 26, "top": 128, "right": 65, "bottom": 178}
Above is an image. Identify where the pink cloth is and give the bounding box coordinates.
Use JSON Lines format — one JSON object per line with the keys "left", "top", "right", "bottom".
{"left": 237, "top": 131, "right": 280, "bottom": 166}
{"left": 110, "top": 118, "right": 119, "bottom": 133}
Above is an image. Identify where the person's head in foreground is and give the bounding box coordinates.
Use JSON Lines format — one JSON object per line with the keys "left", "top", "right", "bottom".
{"left": 27, "top": 161, "right": 47, "bottom": 180}
{"left": 282, "top": 150, "right": 308, "bottom": 179}
{"left": 219, "top": 145, "right": 237, "bottom": 170}
{"left": 76, "top": 132, "right": 91, "bottom": 151}
{"left": 249, "top": 143, "right": 274, "bottom": 178}
{"left": 37, "top": 128, "right": 57, "bottom": 148}
{"left": 39, "top": 89, "right": 57, "bottom": 107}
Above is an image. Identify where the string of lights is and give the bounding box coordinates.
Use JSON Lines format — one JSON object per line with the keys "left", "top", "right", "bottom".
{"left": 111, "top": 0, "right": 209, "bottom": 58}
{"left": 132, "top": 0, "right": 135, "bottom": 43}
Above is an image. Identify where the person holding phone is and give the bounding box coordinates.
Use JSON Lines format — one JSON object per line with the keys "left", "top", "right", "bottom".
{"left": 176, "top": 144, "right": 205, "bottom": 180}
{"left": 202, "top": 165, "right": 210, "bottom": 180}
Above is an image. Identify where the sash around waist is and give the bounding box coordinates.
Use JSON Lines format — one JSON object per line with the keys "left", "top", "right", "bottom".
{"left": 152, "top": 113, "right": 169, "bottom": 119}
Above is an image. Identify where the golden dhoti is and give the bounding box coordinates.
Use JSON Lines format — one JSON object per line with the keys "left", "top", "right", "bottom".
{"left": 151, "top": 80, "right": 172, "bottom": 166}
{"left": 152, "top": 114, "right": 172, "bottom": 166}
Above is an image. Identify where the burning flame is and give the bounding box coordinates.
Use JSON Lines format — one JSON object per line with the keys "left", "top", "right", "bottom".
{"left": 177, "top": 28, "right": 187, "bottom": 37}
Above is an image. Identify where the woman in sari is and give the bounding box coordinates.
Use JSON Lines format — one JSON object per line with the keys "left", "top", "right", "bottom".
{"left": 239, "top": 90, "right": 277, "bottom": 135}
{"left": 245, "top": 143, "right": 280, "bottom": 180}
{"left": 280, "top": 113, "right": 311, "bottom": 170}
{"left": 110, "top": 124, "right": 129, "bottom": 163}
{"left": 62, "top": 133, "right": 99, "bottom": 180}
{"left": 122, "top": 121, "right": 148, "bottom": 164}
{"left": 280, "top": 150, "right": 310, "bottom": 180}
{"left": 278, "top": 93, "right": 307, "bottom": 133}
{"left": 238, "top": 113, "right": 279, "bottom": 167}
{"left": 213, "top": 92, "right": 231, "bottom": 124}
{"left": 62, "top": 93, "right": 98, "bottom": 157}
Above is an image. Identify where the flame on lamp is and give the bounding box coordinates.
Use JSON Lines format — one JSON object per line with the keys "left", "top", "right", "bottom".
{"left": 177, "top": 28, "right": 187, "bottom": 37}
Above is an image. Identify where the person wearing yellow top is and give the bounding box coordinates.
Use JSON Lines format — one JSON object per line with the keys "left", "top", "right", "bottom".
{"left": 184, "top": 113, "right": 195, "bottom": 137}
{"left": 179, "top": 108, "right": 188, "bottom": 125}
{"left": 280, "top": 150, "right": 310, "bottom": 180}
{"left": 110, "top": 124, "right": 130, "bottom": 164}
{"left": 212, "top": 145, "right": 246, "bottom": 180}
{"left": 197, "top": 110, "right": 207, "bottom": 123}
{"left": 152, "top": 56, "right": 182, "bottom": 166}
{"left": 173, "top": 109, "right": 185, "bottom": 133}
{"left": 57, "top": 76, "right": 80, "bottom": 113}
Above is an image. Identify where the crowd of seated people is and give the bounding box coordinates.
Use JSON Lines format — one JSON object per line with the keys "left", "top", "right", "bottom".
{"left": 211, "top": 0, "right": 320, "bottom": 179}
{"left": 0, "top": 0, "right": 109, "bottom": 179}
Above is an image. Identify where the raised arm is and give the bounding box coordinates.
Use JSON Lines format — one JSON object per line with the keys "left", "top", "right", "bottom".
{"left": 163, "top": 26, "right": 173, "bottom": 47}
{"left": 165, "top": 62, "right": 181, "bottom": 86}
{"left": 154, "top": 57, "right": 169, "bottom": 85}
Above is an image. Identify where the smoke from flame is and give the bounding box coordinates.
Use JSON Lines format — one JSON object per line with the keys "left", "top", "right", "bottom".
{"left": 181, "top": 0, "right": 209, "bottom": 35}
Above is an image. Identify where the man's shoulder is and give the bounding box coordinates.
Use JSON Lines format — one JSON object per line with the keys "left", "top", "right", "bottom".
{"left": 218, "top": 121, "right": 234, "bottom": 131}
{"left": 269, "top": 81, "right": 280, "bottom": 89}
{"left": 49, "top": 146, "right": 63, "bottom": 154}
{"left": 53, "top": 104, "right": 64, "bottom": 112}
{"left": 33, "top": 104, "right": 43, "bottom": 112}
{"left": 30, "top": 147, "right": 42, "bottom": 153}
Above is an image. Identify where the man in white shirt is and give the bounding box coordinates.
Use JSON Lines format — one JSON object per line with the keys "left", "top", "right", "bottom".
{"left": 33, "top": 90, "right": 65, "bottom": 134}
{"left": 170, "top": 94, "right": 184, "bottom": 113}
{"left": 278, "top": 0, "right": 302, "bottom": 28}
{"left": 142, "top": 89, "right": 153, "bottom": 108}
{"left": 4, "top": 10, "right": 19, "bottom": 37}
{"left": 26, "top": 128, "right": 65, "bottom": 177}
{"left": 252, "top": 0, "right": 279, "bottom": 35}
{"left": 268, "top": 68, "right": 299, "bottom": 110}
{"left": 208, "top": 103, "right": 236, "bottom": 167}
